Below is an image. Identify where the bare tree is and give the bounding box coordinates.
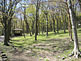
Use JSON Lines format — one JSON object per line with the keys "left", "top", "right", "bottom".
{"left": 0, "top": 0, "right": 21, "bottom": 45}
{"left": 35, "top": 0, "right": 40, "bottom": 40}
{"left": 67, "top": 0, "right": 80, "bottom": 58}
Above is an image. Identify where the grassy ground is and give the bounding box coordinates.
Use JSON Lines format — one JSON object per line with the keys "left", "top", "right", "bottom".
{"left": 0, "top": 29, "right": 81, "bottom": 61}
{"left": 11, "top": 30, "right": 69, "bottom": 48}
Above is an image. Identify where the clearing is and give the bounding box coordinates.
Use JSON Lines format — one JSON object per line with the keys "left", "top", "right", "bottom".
{"left": 0, "top": 29, "right": 81, "bottom": 61}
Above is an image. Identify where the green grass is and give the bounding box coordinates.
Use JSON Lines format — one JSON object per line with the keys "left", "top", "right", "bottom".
{"left": 11, "top": 28, "right": 81, "bottom": 49}
{"left": 10, "top": 28, "right": 81, "bottom": 60}
{"left": 0, "top": 28, "right": 81, "bottom": 60}
{"left": 11, "top": 30, "right": 70, "bottom": 48}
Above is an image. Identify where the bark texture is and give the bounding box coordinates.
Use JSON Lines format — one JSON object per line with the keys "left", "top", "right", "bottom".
{"left": 67, "top": 0, "right": 80, "bottom": 58}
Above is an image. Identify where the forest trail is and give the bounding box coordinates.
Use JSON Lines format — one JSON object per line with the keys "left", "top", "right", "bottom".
{"left": 6, "top": 38, "right": 72, "bottom": 61}
{"left": 0, "top": 37, "right": 81, "bottom": 61}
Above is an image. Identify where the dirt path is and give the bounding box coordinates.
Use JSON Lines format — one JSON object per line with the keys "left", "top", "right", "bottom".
{"left": 5, "top": 38, "right": 71, "bottom": 61}
{"left": 0, "top": 38, "right": 80, "bottom": 61}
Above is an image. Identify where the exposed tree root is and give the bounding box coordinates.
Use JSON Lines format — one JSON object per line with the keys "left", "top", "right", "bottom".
{"left": 68, "top": 50, "right": 81, "bottom": 58}
{"left": 4, "top": 43, "right": 10, "bottom": 46}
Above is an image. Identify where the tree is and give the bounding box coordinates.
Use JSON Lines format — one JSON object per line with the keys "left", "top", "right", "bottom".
{"left": 35, "top": 0, "right": 40, "bottom": 40}
{"left": 63, "top": 14, "right": 66, "bottom": 33}
{"left": 44, "top": 11, "right": 48, "bottom": 36}
{"left": 51, "top": 14, "right": 56, "bottom": 34}
{"left": 78, "top": 0, "right": 81, "bottom": 9}
{"left": 24, "top": 7, "right": 30, "bottom": 33}
{"left": 26, "top": 5, "right": 36, "bottom": 35}
{"left": 0, "top": 0, "right": 21, "bottom": 45}
{"left": 65, "top": 1, "right": 73, "bottom": 41}
{"left": 67, "top": 0, "right": 80, "bottom": 58}
{"left": 56, "top": 14, "right": 59, "bottom": 33}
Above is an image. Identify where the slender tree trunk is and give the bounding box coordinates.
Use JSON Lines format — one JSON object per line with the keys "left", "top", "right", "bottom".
{"left": 42, "top": 22, "right": 44, "bottom": 35}
{"left": 20, "top": 14, "right": 23, "bottom": 29}
{"left": 24, "top": 8, "right": 29, "bottom": 33}
{"left": 50, "top": 21, "right": 52, "bottom": 31}
{"left": 38, "top": 22, "right": 40, "bottom": 35}
{"left": 63, "top": 15, "right": 66, "bottom": 33}
{"left": 35, "top": 0, "right": 39, "bottom": 40}
{"left": 32, "top": 21, "right": 35, "bottom": 35}
{"left": 66, "top": 1, "right": 73, "bottom": 41}
{"left": 59, "top": 19, "right": 62, "bottom": 30}
{"left": 42, "top": 19, "right": 45, "bottom": 35}
{"left": 52, "top": 16, "right": 56, "bottom": 34}
{"left": 30, "top": 31, "right": 32, "bottom": 36}
{"left": 68, "top": 14, "right": 73, "bottom": 41}
{"left": 56, "top": 17, "right": 59, "bottom": 33}
{"left": 26, "top": 22, "right": 30, "bottom": 33}
{"left": 68, "top": 0, "right": 79, "bottom": 58}
{"left": 46, "top": 14, "right": 48, "bottom": 36}
{"left": 23, "top": 21, "right": 25, "bottom": 38}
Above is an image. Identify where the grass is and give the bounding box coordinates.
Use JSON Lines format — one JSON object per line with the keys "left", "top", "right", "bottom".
{"left": 10, "top": 29, "right": 73, "bottom": 59}
{"left": 1, "top": 28, "right": 81, "bottom": 61}
{"left": 8, "top": 30, "right": 71, "bottom": 60}
{"left": 9, "top": 29, "right": 74, "bottom": 53}
{"left": 11, "top": 30, "right": 70, "bottom": 48}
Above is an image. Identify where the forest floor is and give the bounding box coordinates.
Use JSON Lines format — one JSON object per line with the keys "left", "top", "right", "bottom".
{"left": 0, "top": 29, "right": 81, "bottom": 61}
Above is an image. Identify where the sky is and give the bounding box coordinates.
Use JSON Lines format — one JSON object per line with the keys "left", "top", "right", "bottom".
{"left": 16, "top": 0, "right": 81, "bottom": 20}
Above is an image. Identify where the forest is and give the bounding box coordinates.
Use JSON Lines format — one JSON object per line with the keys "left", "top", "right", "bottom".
{"left": 0, "top": 0, "right": 81, "bottom": 61}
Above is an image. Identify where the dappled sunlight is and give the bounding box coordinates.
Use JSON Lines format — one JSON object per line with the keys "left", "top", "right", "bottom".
{"left": 0, "top": 0, "right": 81, "bottom": 60}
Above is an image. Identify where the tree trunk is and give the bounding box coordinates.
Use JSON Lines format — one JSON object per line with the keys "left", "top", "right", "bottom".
{"left": 35, "top": 0, "right": 39, "bottom": 41}
{"left": 3, "top": 0, "right": 9, "bottom": 45}
{"left": 46, "top": 14, "right": 48, "bottom": 36}
{"left": 4, "top": 17, "right": 9, "bottom": 46}
{"left": 50, "top": 21, "right": 52, "bottom": 31}
{"left": 68, "top": 13, "right": 73, "bottom": 41}
{"left": 52, "top": 16, "right": 56, "bottom": 34}
{"left": 24, "top": 8, "right": 30, "bottom": 33}
{"left": 59, "top": 19, "right": 62, "bottom": 30}
{"left": 66, "top": 1, "right": 73, "bottom": 41}
{"left": 32, "top": 21, "right": 35, "bottom": 35}
{"left": 8, "top": 18, "right": 12, "bottom": 41}
{"left": 38, "top": 22, "right": 40, "bottom": 35}
{"left": 23, "top": 21, "right": 25, "bottom": 38}
{"left": 42, "top": 22, "right": 44, "bottom": 35}
{"left": 67, "top": 0, "right": 80, "bottom": 58}
{"left": 26, "top": 22, "right": 30, "bottom": 33}
{"left": 63, "top": 15, "right": 66, "bottom": 33}
{"left": 56, "top": 17, "right": 59, "bottom": 33}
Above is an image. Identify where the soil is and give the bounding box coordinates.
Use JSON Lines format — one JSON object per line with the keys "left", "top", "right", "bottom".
{"left": 0, "top": 37, "right": 81, "bottom": 61}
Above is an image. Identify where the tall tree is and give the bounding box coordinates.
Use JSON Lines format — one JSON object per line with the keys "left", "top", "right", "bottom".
{"left": 67, "top": 0, "right": 80, "bottom": 58}
{"left": 63, "top": 14, "right": 66, "bottom": 33}
{"left": 24, "top": 7, "right": 30, "bottom": 33}
{"left": 35, "top": 0, "right": 40, "bottom": 40}
{"left": 56, "top": 15, "right": 59, "bottom": 33}
{"left": 0, "top": 0, "right": 20, "bottom": 45}
{"left": 65, "top": 1, "right": 73, "bottom": 41}
{"left": 45, "top": 11, "right": 48, "bottom": 36}
{"left": 51, "top": 14, "right": 56, "bottom": 34}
